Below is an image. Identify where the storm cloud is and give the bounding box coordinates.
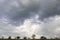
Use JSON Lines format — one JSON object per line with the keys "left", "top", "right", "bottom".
{"left": 0, "top": 0, "right": 60, "bottom": 38}
{"left": 0, "top": 0, "right": 60, "bottom": 25}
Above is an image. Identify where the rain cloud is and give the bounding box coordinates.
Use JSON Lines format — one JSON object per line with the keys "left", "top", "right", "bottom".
{"left": 0, "top": 0, "right": 60, "bottom": 38}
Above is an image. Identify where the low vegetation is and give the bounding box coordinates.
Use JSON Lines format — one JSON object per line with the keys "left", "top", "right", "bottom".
{"left": 0, "top": 34, "right": 60, "bottom": 40}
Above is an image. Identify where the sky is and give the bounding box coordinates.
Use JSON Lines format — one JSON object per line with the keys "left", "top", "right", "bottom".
{"left": 0, "top": 0, "right": 60, "bottom": 38}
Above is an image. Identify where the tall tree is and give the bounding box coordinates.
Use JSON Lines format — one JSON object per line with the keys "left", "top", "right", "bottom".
{"left": 8, "top": 36, "right": 11, "bottom": 39}
{"left": 32, "top": 34, "right": 36, "bottom": 40}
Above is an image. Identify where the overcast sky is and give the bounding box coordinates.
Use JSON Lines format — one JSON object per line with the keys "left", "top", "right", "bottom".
{"left": 0, "top": 0, "right": 60, "bottom": 38}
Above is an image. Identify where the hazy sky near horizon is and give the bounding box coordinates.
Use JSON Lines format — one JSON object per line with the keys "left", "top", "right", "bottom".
{"left": 0, "top": 0, "right": 60, "bottom": 38}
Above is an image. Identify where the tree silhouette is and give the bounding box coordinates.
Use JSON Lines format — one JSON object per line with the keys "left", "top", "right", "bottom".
{"left": 23, "top": 37, "right": 27, "bottom": 40}
{"left": 8, "top": 36, "right": 11, "bottom": 39}
{"left": 40, "top": 36, "right": 47, "bottom": 40}
{"left": 16, "top": 36, "right": 20, "bottom": 39}
{"left": 32, "top": 34, "right": 36, "bottom": 40}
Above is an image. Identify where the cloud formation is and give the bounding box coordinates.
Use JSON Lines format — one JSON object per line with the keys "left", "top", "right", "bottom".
{"left": 0, "top": 0, "right": 60, "bottom": 25}
{"left": 0, "top": 0, "right": 60, "bottom": 38}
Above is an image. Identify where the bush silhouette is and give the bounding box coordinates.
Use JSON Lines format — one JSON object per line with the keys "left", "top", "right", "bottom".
{"left": 23, "top": 37, "right": 27, "bottom": 40}
{"left": 16, "top": 36, "right": 20, "bottom": 39}
{"left": 40, "top": 36, "right": 47, "bottom": 40}
{"left": 8, "top": 36, "right": 11, "bottom": 39}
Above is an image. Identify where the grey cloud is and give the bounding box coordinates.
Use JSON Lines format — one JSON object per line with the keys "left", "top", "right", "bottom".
{"left": 37, "top": 17, "right": 60, "bottom": 38}
{"left": 0, "top": 0, "right": 40, "bottom": 26}
{"left": 0, "top": 0, "right": 60, "bottom": 25}
{"left": 39, "top": 0, "right": 60, "bottom": 21}
{"left": 0, "top": 0, "right": 60, "bottom": 38}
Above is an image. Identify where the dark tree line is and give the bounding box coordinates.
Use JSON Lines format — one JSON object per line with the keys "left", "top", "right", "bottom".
{"left": 0, "top": 34, "right": 60, "bottom": 40}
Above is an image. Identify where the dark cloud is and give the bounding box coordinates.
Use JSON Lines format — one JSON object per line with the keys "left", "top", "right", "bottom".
{"left": 39, "top": 0, "right": 60, "bottom": 21}
{"left": 0, "top": 0, "right": 40, "bottom": 26}
{"left": 1, "top": 0, "right": 60, "bottom": 38}
{"left": 0, "top": 0, "right": 60, "bottom": 26}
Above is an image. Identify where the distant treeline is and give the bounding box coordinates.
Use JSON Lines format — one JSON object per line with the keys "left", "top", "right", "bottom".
{"left": 0, "top": 34, "right": 60, "bottom": 40}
